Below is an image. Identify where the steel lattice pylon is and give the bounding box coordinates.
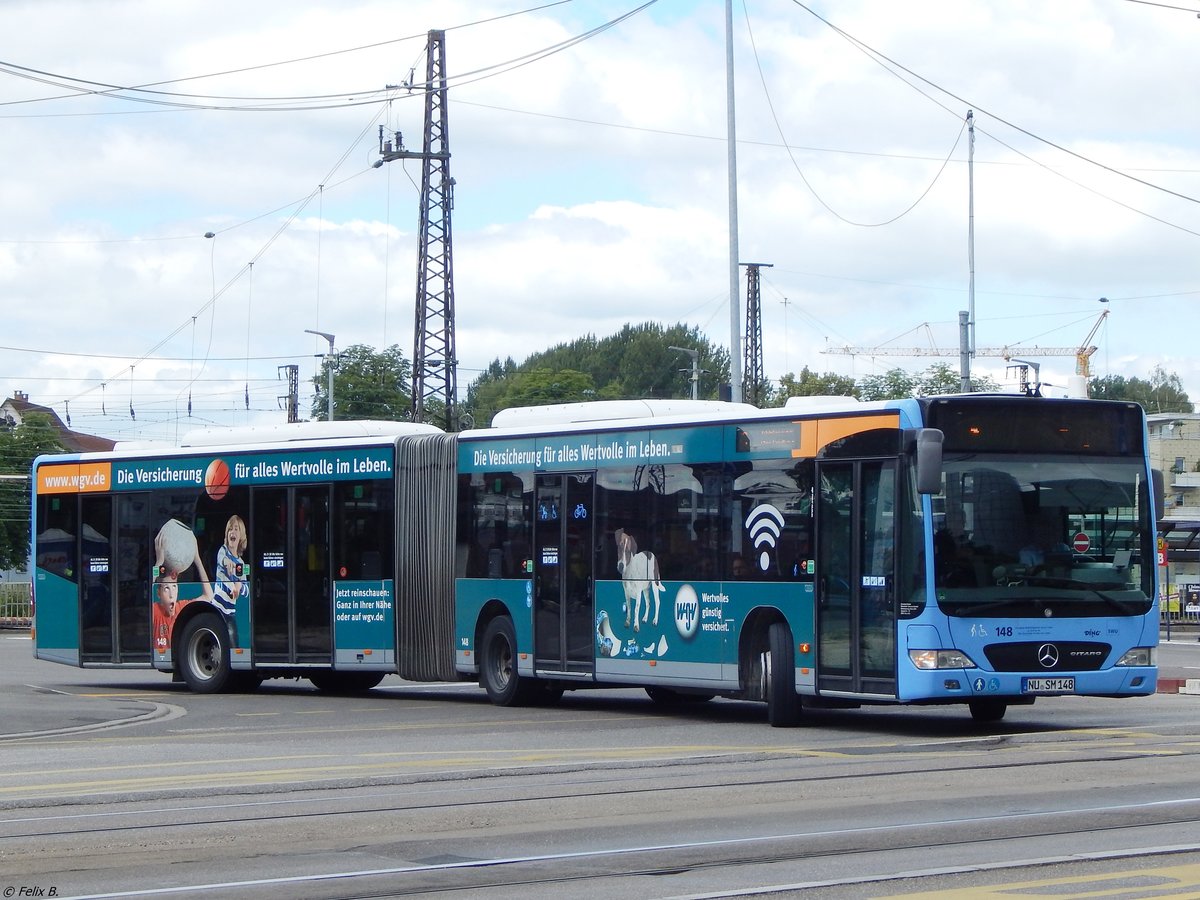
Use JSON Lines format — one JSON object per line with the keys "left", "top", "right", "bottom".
{"left": 741, "top": 262, "right": 770, "bottom": 407}
{"left": 377, "top": 31, "right": 457, "bottom": 428}
{"left": 408, "top": 30, "right": 456, "bottom": 430}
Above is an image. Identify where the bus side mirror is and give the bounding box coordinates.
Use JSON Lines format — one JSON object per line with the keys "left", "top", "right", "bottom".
{"left": 1152, "top": 468, "right": 1165, "bottom": 522}
{"left": 911, "top": 428, "right": 943, "bottom": 495}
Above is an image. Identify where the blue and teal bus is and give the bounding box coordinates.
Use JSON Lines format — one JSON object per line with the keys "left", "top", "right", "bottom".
{"left": 32, "top": 394, "right": 1161, "bottom": 725}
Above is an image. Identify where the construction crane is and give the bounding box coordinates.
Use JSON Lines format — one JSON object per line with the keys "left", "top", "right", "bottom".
{"left": 1073, "top": 308, "right": 1108, "bottom": 376}
{"left": 821, "top": 342, "right": 1080, "bottom": 361}
{"left": 823, "top": 310, "right": 1108, "bottom": 374}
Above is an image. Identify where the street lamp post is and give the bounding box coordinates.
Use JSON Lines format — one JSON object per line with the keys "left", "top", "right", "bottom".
{"left": 304, "top": 329, "right": 336, "bottom": 421}
{"left": 669, "top": 346, "right": 701, "bottom": 400}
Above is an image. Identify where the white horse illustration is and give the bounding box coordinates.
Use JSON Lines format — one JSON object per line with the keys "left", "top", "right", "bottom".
{"left": 615, "top": 528, "right": 664, "bottom": 632}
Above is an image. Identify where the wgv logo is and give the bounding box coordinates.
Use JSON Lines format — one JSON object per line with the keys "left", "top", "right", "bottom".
{"left": 674, "top": 584, "right": 699, "bottom": 639}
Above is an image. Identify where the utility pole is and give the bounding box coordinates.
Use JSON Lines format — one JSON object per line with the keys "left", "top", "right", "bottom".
{"left": 376, "top": 29, "right": 457, "bottom": 431}
{"left": 741, "top": 262, "right": 771, "bottom": 407}
{"left": 304, "top": 330, "right": 336, "bottom": 421}
{"left": 725, "top": 0, "right": 742, "bottom": 404}
{"left": 965, "top": 109, "right": 976, "bottom": 392}
{"left": 958, "top": 311, "right": 970, "bottom": 393}
{"left": 669, "top": 346, "right": 701, "bottom": 400}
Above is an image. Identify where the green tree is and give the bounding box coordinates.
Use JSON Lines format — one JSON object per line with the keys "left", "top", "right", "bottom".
{"left": 311, "top": 344, "right": 413, "bottom": 421}
{"left": 857, "top": 363, "right": 997, "bottom": 400}
{"left": 857, "top": 368, "right": 920, "bottom": 401}
{"left": 465, "top": 357, "right": 520, "bottom": 428}
{"left": 506, "top": 369, "right": 597, "bottom": 406}
{"left": 462, "top": 322, "right": 732, "bottom": 426}
{"left": 1091, "top": 366, "right": 1192, "bottom": 413}
{"left": 921, "top": 362, "right": 999, "bottom": 396}
{"left": 768, "top": 367, "right": 858, "bottom": 406}
{"left": 0, "top": 413, "right": 64, "bottom": 570}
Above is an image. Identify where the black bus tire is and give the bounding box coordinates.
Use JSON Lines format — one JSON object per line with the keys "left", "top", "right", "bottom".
{"left": 533, "top": 682, "right": 565, "bottom": 706}
{"left": 309, "top": 671, "right": 386, "bottom": 693}
{"left": 766, "top": 621, "right": 802, "bottom": 727}
{"left": 178, "top": 612, "right": 234, "bottom": 694}
{"left": 969, "top": 699, "right": 1008, "bottom": 723}
{"left": 232, "top": 672, "right": 263, "bottom": 693}
{"left": 480, "top": 616, "right": 533, "bottom": 706}
{"left": 646, "top": 687, "right": 715, "bottom": 705}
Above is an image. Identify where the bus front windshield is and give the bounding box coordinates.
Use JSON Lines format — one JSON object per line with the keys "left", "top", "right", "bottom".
{"left": 931, "top": 455, "right": 1154, "bottom": 618}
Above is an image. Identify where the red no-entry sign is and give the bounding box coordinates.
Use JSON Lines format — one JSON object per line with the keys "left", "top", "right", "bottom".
{"left": 1072, "top": 532, "right": 1091, "bottom": 553}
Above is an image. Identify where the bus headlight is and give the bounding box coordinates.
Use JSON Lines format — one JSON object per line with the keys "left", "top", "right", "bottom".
{"left": 909, "top": 649, "right": 976, "bottom": 670}
{"left": 1116, "top": 647, "right": 1155, "bottom": 667}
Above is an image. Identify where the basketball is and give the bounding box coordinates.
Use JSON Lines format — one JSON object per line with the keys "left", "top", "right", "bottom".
{"left": 156, "top": 519, "right": 197, "bottom": 574}
{"left": 205, "top": 459, "right": 230, "bottom": 501}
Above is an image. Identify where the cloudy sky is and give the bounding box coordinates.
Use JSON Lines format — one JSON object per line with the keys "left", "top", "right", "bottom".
{"left": 1, "top": 0, "right": 1197, "bottom": 442}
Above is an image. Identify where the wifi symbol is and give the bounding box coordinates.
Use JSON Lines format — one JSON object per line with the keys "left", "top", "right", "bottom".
{"left": 744, "top": 503, "right": 785, "bottom": 572}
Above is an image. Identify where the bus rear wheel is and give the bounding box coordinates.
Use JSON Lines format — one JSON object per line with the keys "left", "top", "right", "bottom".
{"left": 179, "top": 612, "right": 234, "bottom": 694}
{"left": 765, "top": 621, "right": 802, "bottom": 728}
{"left": 309, "top": 672, "right": 386, "bottom": 693}
{"left": 231, "top": 673, "right": 263, "bottom": 693}
{"left": 646, "top": 687, "right": 715, "bottom": 705}
{"left": 481, "top": 616, "right": 538, "bottom": 706}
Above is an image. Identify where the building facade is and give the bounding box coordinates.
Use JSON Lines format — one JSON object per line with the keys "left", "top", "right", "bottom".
{"left": 1147, "top": 412, "right": 1200, "bottom": 609}
{"left": 1, "top": 392, "right": 115, "bottom": 584}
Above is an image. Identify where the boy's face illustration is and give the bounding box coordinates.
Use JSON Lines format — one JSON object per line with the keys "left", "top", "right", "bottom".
{"left": 156, "top": 575, "right": 178, "bottom": 614}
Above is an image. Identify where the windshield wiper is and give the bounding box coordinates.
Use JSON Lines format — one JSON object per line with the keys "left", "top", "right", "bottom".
{"left": 1084, "top": 588, "right": 1139, "bottom": 613}
{"left": 943, "top": 596, "right": 1051, "bottom": 616}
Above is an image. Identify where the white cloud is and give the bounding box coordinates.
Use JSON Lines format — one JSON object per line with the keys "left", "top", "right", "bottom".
{"left": 1, "top": 0, "right": 1197, "bottom": 441}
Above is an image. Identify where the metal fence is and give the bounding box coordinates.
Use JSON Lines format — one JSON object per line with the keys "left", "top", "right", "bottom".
{"left": 0, "top": 581, "right": 31, "bottom": 627}
{"left": 1161, "top": 587, "right": 1200, "bottom": 633}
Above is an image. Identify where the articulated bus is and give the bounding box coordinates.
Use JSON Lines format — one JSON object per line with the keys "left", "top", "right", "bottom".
{"left": 31, "top": 394, "right": 1162, "bottom": 725}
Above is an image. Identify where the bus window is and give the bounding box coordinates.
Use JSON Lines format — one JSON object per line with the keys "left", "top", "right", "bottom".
{"left": 36, "top": 495, "right": 77, "bottom": 581}
{"left": 730, "top": 459, "right": 814, "bottom": 581}
{"left": 335, "top": 480, "right": 394, "bottom": 580}
{"left": 458, "top": 472, "right": 528, "bottom": 578}
{"left": 594, "top": 463, "right": 725, "bottom": 586}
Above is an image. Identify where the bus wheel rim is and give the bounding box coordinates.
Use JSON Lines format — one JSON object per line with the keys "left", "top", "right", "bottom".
{"left": 191, "top": 629, "right": 219, "bottom": 680}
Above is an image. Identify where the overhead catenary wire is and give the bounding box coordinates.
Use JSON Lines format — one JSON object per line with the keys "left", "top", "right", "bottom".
{"left": 741, "top": 0, "right": 967, "bottom": 227}
{"left": 23, "top": 3, "right": 642, "bottom": 421}
{"left": 789, "top": 0, "right": 1200, "bottom": 212}
{"left": 0, "top": 1, "right": 655, "bottom": 114}
{"left": 67, "top": 93, "right": 399, "bottom": 415}
{"left": 34, "top": 3, "right": 665, "bottom": 430}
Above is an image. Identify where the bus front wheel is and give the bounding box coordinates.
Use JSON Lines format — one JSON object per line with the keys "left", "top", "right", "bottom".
{"left": 179, "top": 612, "right": 234, "bottom": 694}
{"left": 969, "top": 699, "right": 1008, "bottom": 723}
{"left": 480, "top": 616, "right": 535, "bottom": 706}
{"left": 765, "top": 621, "right": 802, "bottom": 727}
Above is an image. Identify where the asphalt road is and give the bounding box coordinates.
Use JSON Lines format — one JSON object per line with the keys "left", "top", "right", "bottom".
{"left": 4, "top": 630, "right": 1198, "bottom": 739}
{"left": 5, "top": 632, "right": 1200, "bottom": 899}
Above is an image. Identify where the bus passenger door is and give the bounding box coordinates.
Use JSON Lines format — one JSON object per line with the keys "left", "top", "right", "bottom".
{"left": 294, "top": 486, "right": 331, "bottom": 663}
{"left": 79, "top": 495, "right": 113, "bottom": 662}
{"left": 252, "top": 488, "right": 290, "bottom": 661}
{"left": 115, "top": 494, "right": 150, "bottom": 661}
{"left": 251, "top": 485, "right": 333, "bottom": 665}
{"left": 78, "top": 494, "right": 149, "bottom": 663}
{"left": 532, "top": 473, "right": 595, "bottom": 675}
{"left": 816, "top": 460, "right": 898, "bottom": 698}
